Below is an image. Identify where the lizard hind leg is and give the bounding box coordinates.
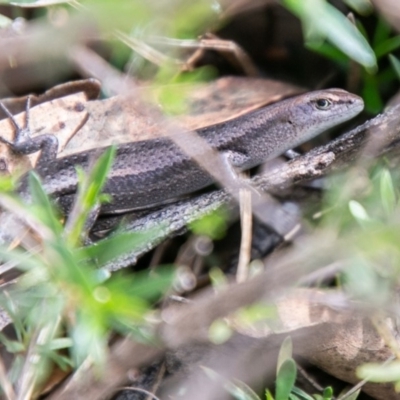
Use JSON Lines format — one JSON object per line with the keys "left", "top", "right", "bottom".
{"left": 0, "top": 96, "right": 59, "bottom": 167}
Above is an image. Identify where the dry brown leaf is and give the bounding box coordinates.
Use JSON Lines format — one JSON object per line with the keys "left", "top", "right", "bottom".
{"left": 283, "top": 290, "right": 398, "bottom": 400}
{"left": 176, "top": 77, "right": 303, "bottom": 130}
{"left": 61, "top": 94, "right": 163, "bottom": 156}
{"left": 0, "top": 78, "right": 100, "bottom": 119}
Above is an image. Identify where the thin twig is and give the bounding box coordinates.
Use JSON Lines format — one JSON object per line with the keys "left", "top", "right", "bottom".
{"left": 236, "top": 187, "right": 252, "bottom": 283}
{"left": 117, "top": 386, "right": 161, "bottom": 400}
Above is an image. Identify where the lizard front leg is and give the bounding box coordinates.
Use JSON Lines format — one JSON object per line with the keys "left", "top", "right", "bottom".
{"left": 220, "top": 150, "right": 257, "bottom": 194}
{"left": 0, "top": 96, "right": 59, "bottom": 168}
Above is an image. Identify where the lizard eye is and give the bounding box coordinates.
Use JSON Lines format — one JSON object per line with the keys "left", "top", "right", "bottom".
{"left": 315, "top": 98, "right": 332, "bottom": 110}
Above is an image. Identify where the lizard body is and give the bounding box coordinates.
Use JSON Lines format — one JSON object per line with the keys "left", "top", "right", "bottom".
{"left": 10, "top": 88, "right": 363, "bottom": 214}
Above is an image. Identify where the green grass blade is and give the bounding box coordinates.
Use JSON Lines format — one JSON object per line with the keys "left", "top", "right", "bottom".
{"left": 374, "top": 36, "right": 400, "bottom": 59}
{"left": 389, "top": 54, "right": 400, "bottom": 81}
{"left": 27, "top": 172, "right": 63, "bottom": 235}
{"left": 277, "top": 336, "right": 293, "bottom": 374}
{"left": 80, "top": 230, "right": 159, "bottom": 268}
{"left": 283, "top": 0, "right": 376, "bottom": 69}
{"left": 276, "top": 359, "right": 297, "bottom": 400}
{"left": 65, "top": 146, "right": 116, "bottom": 246}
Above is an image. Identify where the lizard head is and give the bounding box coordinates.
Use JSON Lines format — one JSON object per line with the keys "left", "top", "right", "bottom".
{"left": 292, "top": 88, "right": 364, "bottom": 144}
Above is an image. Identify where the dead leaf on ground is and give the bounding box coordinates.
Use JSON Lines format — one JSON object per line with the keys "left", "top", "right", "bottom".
{"left": 0, "top": 78, "right": 100, "bottom": 119}
{"left": 270, "top": 289, "right": 397, "bottom": 400}
{"left": 175, "top": 76, "right": 304, "bottom": 130}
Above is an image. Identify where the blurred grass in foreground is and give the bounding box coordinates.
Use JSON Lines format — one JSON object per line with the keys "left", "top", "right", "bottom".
{"left": 0, "top": 147, "right": 173, "bottom": 395}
